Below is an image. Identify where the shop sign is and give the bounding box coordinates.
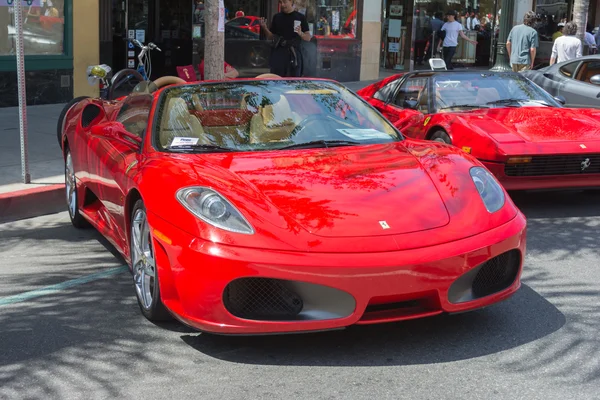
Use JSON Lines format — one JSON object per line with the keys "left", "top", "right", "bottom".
{"left": 2, "top": 0, "right": 40, "bottom": 6}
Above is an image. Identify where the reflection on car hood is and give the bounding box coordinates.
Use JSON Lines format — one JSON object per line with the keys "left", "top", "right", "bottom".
{"left": 198, "top": 143, "right": 451, "bottom": 238}
{"left": 458, "top": 107, "right": 600, "bottom": 143}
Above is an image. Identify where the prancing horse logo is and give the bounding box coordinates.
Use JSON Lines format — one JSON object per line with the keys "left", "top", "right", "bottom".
{"left": 581, "top": 158, "right": 591, "bottom": 171}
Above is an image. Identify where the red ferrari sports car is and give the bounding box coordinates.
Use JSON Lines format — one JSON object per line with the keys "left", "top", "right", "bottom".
{"left": 59, "top": 74, "right": 526, "bottom": 335}
{"left": 358, "top": 71, "right": 600, "bottom": 191}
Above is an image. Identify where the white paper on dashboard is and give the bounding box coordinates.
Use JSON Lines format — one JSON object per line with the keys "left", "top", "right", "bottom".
{"left": 337, "top": 129, "right": 390, "bottom": 140}
{"left": 170, "top": 137, "right": 200, "bottom": 147}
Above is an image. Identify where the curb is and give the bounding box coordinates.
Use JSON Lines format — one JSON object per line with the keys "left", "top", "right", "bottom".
{"left": 0, "top": 184, "right": 65, "bottom": 224}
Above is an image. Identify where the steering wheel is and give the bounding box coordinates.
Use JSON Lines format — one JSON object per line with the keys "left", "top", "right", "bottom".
{"left": 153, "top": 76, "right": 187, "bottom": 88}
{"left": 108, "top": 69, "right": 145, "bottom": 100}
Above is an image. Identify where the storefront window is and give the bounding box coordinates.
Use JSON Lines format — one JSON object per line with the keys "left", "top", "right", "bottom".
{"left": 533, "top": 0, "right": 570, "bottom": 42}
{"left": 0, "top": 0, "right": 65, "bottom": 55}
{"left": 382, "top": 0, "right": 498, "bottom": 71}
{"left": 302, "top": 0, "right": 357, "bottom": 39}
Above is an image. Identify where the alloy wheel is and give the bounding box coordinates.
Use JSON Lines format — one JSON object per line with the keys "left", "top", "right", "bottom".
{"left": 131, "top": 209, "right": 156, "bottom": 310}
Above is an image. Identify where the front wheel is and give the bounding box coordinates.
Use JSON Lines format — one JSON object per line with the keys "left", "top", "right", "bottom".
{"left": 429, "top": 130, "right": 452, "bottom": 144}
{"left": 130, "top": 200, "right": 172, "bottom": 321}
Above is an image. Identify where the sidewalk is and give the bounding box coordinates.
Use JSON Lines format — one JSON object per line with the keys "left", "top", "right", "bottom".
{"left": 0, "top": 66, "right": 476, "bottom": 223}
{"left": 0, "top": 103, "right": 66, "bottom": 223}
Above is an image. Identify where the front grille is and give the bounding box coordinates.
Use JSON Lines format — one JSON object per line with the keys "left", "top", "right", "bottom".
{"left": 472, "top": 250, "right": 521, "bottom": 298}
{"left": 505, "top": 154, "right": 600, "bottom": 177}
{"left": 223, "top": 278, "right": 303, "bottom": 321}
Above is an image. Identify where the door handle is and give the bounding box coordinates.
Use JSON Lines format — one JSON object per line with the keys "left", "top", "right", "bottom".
{"left": 543, "top": 73, "right": 553, "bottom": 79}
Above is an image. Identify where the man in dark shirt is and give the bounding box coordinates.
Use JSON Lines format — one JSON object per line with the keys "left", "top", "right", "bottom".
{"left": 259, "top": 0, "right": 311, "bottom": 77}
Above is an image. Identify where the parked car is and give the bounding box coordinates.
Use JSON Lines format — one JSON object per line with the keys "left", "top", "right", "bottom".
{"left": 522, "top": 55, "right": 600, "bottom": 108}
{"left": 57, "top": 75, "right": 526, "bottom": 335}
{"left": 358, "top": 70, "right": 600, "bottom": 191}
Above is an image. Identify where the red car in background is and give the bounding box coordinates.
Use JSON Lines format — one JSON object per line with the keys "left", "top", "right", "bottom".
{"left": 358, "top": 71, "right": 600, "bottom": 191}
{"left": 58, "top": 75, "right": 526, "bottom": 335}
{"left": 225, "top": 16, "right": 261, "bottom": 34}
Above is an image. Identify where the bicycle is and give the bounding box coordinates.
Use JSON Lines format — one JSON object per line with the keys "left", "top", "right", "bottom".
{"left": 86, "top": 39, "right": 162, "bottom": 100}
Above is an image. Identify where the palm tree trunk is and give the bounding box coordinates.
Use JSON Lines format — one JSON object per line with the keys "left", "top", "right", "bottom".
{"left": 572, "top": 0, "right": 590, "bottom": 44}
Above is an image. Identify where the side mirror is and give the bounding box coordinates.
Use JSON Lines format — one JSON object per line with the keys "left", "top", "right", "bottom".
{"left": 403, "top": 99, "right": 419, "bottom": 109}
{"left": 590, "top": 74, "right": 600, "bottom": 86}
{"left": 553, "top": 95, "right": 566, "bottom": 105}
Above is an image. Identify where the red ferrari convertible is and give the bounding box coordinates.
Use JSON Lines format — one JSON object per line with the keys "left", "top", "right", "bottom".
{"left": 59, "top": 75, "right": 526, "bottom": 335}
{"left": 358, "top": 71, "right": 600, "bottom": 191}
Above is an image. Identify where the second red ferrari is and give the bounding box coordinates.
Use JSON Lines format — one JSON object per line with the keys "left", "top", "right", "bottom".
{"left": 358, "top": 71, "right": 600, "bottom": 191}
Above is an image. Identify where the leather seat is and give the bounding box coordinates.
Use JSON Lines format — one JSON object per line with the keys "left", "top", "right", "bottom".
{"left": 248, "top": 96, "right": 298, "bottom": 144}
{"left": 159, "top": 98, "right": 208, "bottom": 148}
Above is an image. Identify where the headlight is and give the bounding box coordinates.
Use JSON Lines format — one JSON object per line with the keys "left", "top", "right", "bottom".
{"left": 469, "top": 167, "right": 505, "bottom": 213}
{"left": 176, "top": 187, "right": 255, "bottom": 234}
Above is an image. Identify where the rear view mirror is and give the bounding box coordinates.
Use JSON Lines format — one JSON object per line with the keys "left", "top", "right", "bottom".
{"left": 590, "top": 74, "right": 600, "bottom": 86}
{"left": 553, "top": 95, "right": 566, "bottom": 105}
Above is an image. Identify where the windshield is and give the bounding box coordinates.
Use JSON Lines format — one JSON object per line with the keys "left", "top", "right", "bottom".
{"left": 433, "top": 73, "right": 561, "bottom": 110}
{"left": 153, "top": 80, "right": 401, "bottom": 152}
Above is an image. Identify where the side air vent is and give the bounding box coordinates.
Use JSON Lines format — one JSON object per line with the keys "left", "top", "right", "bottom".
{"left": 81, "top": 104, "right": 102, "bottom": 128}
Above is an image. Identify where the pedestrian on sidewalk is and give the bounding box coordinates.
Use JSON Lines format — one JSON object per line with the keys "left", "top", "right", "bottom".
{"left": 506, "top": 11, "right": 539, "bottom": 72}
{"left": 550, "top": 21, "right": 582, "bottom": 65}
{"left": 259, "top": 0, "right": 311, "bottom": 77}
{"left": 437, "top": 10, "right": 478, "bottom": 70}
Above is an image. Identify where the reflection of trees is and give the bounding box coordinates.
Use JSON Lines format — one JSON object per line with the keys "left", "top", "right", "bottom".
{"left": 406, "top": 144, "right": 460, "bottom": 197}
{"left": 235, "top": 145, "right": 416, "bottom": 234}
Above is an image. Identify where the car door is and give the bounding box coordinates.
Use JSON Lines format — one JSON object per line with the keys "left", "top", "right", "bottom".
{"left": 87, "top": 93, "right": 152, "bottom": 250}
{"left": 526, "top": 62, "right": 574, "bottom": 98}
{"left": 377, "top": 76, "right": 428, "bottom": 137}
{"left": 562, "top": 60, "right": 600, "bottom": 107}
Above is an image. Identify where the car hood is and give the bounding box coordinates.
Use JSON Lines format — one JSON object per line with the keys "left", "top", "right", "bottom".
{"left": 458, "top": 107, "right": 600, "bottom": 143}
{"left": 196, "top": 143, "right": 451, "bottom": 238}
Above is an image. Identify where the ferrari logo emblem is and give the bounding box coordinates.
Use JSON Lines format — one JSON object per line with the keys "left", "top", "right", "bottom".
{"left": 581, "top": 158, "right": 591, "bottom": 171}
{"left": 423, "top": 116, "right": 431, "bottom": 126}
{"left": 379, "top": 221, "right": 390, "bottom": 229}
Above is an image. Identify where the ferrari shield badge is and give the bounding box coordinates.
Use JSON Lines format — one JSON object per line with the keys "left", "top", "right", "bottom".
{"left": 379, "top": 221, "right": 390, "bottom": 229}
{"left": 423, "top": 116, "right": 431, "bottom": 126}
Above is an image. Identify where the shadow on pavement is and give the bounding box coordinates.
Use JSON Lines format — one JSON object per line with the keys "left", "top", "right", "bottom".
{"left": 181, "top": 284, "right": 565, "bottom": 367}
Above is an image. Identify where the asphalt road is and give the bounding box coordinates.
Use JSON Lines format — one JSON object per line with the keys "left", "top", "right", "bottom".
{"left": 1, "top": 190, "right": 600, "bottom": 400}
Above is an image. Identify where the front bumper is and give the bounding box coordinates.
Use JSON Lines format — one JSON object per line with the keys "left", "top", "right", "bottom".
{"left": 147, "top": 211, "right": 527, "bottom": 335}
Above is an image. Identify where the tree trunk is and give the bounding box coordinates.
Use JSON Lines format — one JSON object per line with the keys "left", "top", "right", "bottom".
{"left": 204, "top": 0, "right": 225, "bottom": 80}
{"left": 572, "top": 0, "right": 590, "bottom": 44}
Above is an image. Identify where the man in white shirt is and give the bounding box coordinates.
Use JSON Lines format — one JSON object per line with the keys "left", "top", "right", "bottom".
{"left": 437, "top": 10, "right": 478, "bottom": 70}
{"left": 550, "top": 22, "right": 582, "bottom": 65}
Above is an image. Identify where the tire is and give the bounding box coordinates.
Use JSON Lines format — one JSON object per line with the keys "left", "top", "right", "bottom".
{"left": 429, "top": 130, "right": 452, "bottom": 144}
{"left": 64, "top": 149, "right": 89, "bottom": 229}
{"left": 130, "top": 199, "right": 172, "bottom": 321}
{"left": 57, "top": 96, "right": 90, "bottom": 147}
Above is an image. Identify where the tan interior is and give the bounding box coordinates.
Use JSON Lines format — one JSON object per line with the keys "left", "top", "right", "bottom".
{"left": 159, "top": 98, "right": 208, "bottom": 148}
{"left": 249, "top": 96, "right": 299, "bottom": 144}
{"left": 575, "top": 62, "right": 600, "bottom": 83}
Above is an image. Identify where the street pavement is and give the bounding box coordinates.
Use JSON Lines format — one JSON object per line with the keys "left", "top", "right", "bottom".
{"left": 1, "top": 189, "right": 600, "bottom": 399}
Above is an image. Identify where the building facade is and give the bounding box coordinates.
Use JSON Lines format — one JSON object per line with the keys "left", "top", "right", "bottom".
{"left": 377, "top": 0, "right": 599, "bottom": 73}
{"left": 1, "top": 0, "right": 597, "bottom": 107}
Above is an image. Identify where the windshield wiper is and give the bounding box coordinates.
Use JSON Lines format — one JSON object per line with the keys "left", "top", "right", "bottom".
{"left": 439, "top": 104, "right": 490, "bottom": 110}
{"left": 168, "top": 144, "right": 234, "bottom": 152}
{"left": 279, "top": 140, "right": 361, "bottom": 150}
{"left": 486, "top": 98, "right": 529, "bottom": 106}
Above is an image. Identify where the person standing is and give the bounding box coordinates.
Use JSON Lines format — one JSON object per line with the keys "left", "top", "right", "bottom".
{"left": 259, "top": 0, "right": 311, "bottom": 77}
{"left": 437, "top": 10, "right": 478, "bottom": 70}
{"left": 550, "top": 22, "right": 582, "bottom": 65}
{"left": 506, "top": 11, "right": 539, "bottom": 72}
